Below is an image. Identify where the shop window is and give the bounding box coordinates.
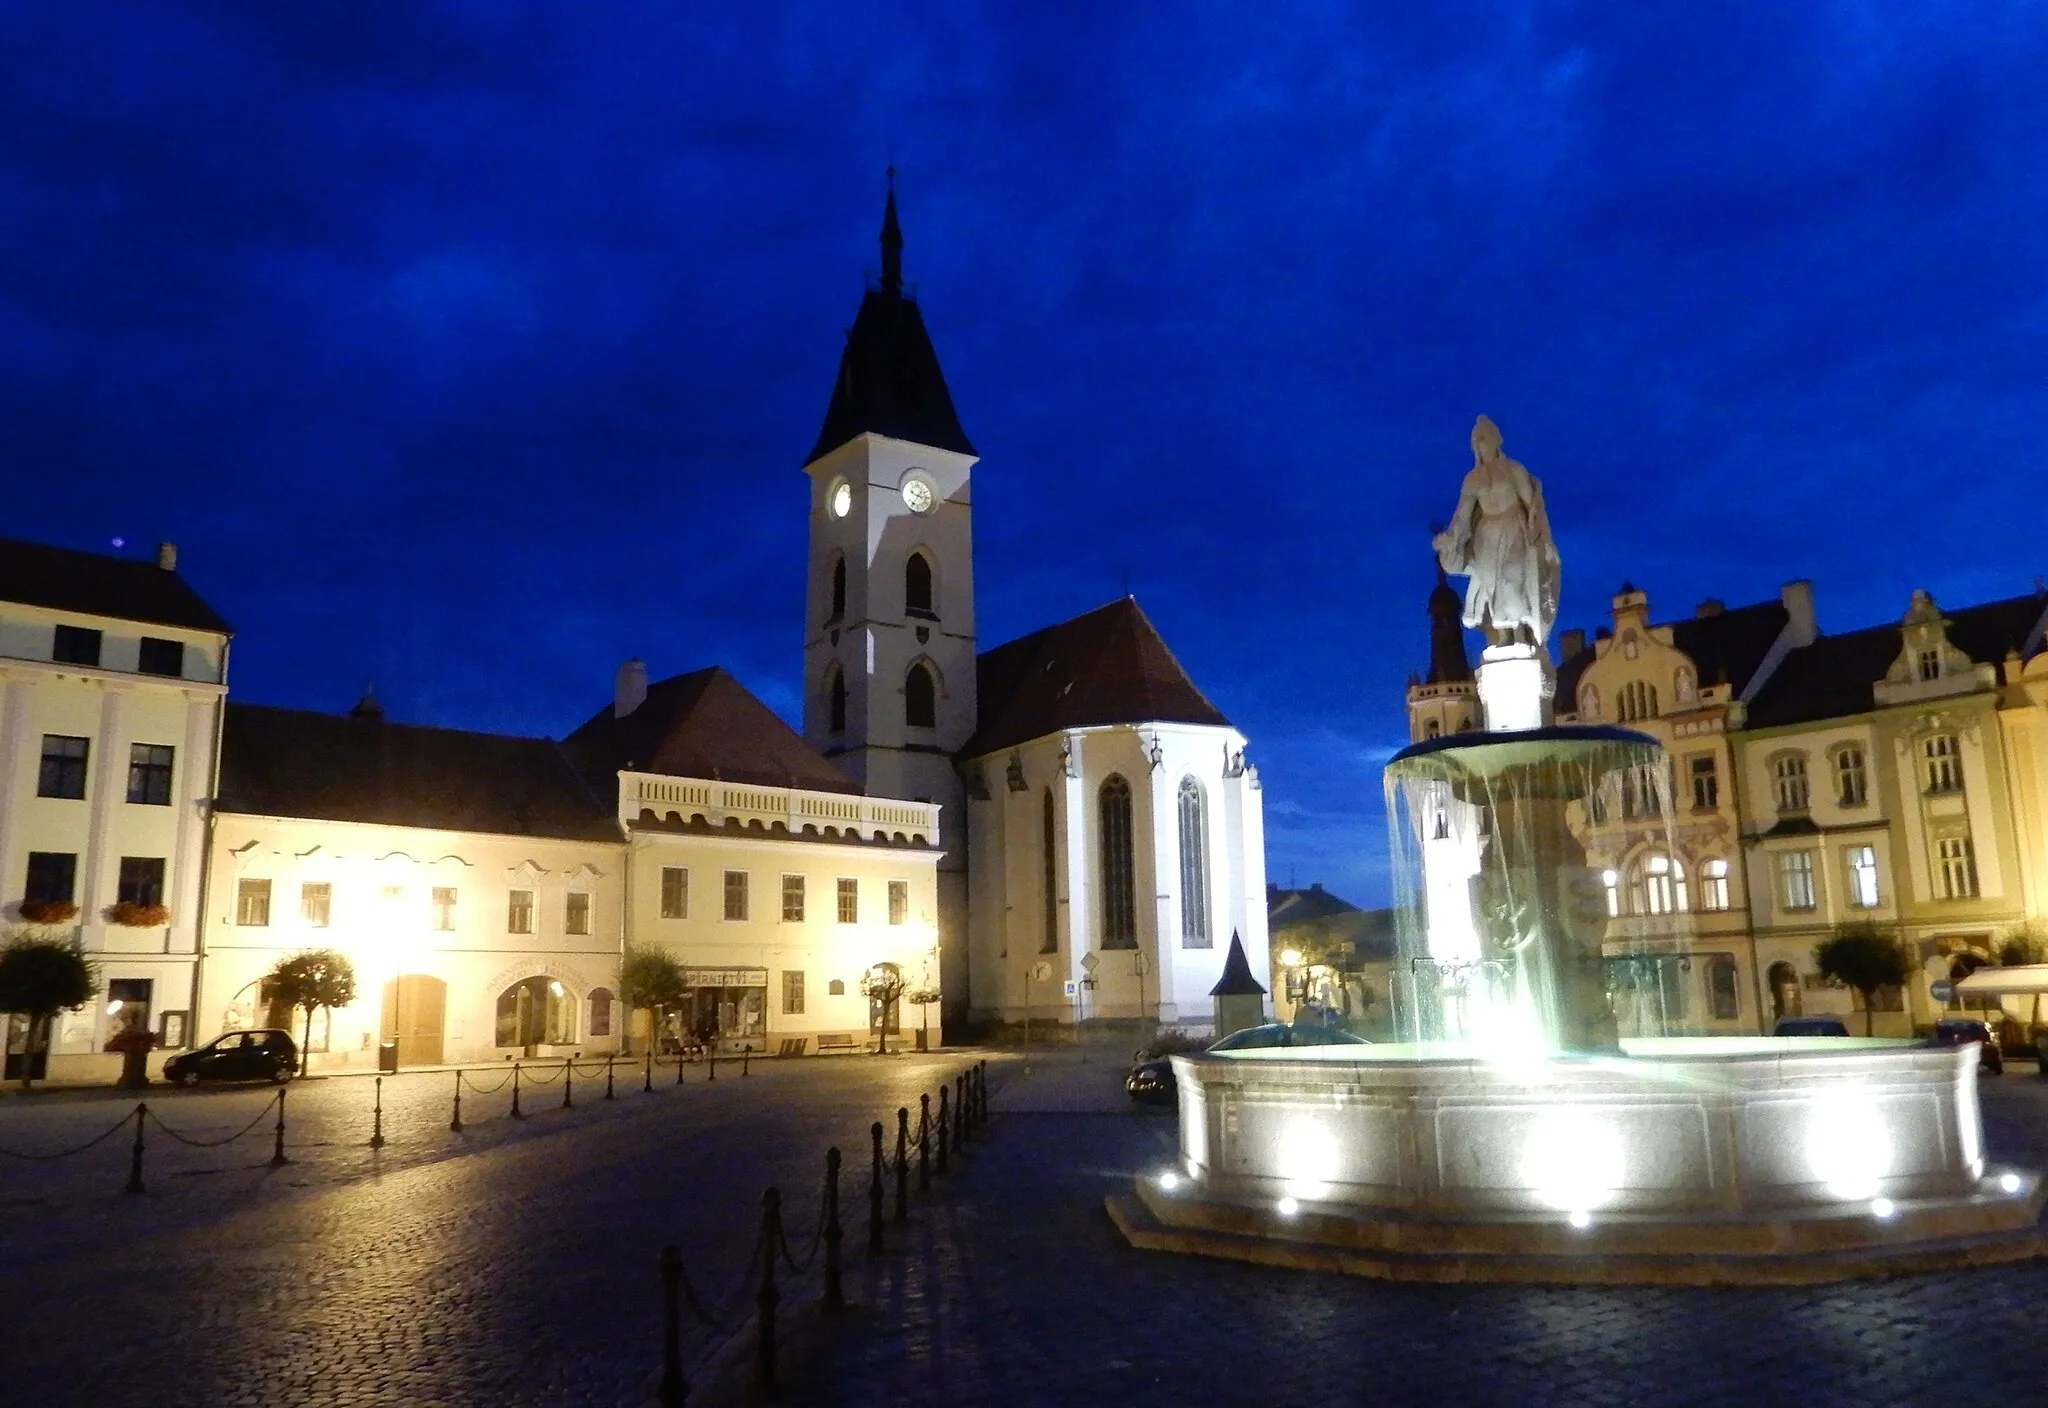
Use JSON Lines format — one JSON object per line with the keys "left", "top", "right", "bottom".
{"left": 117, "top": 857, "right": 165, "bottom": 908}
{"left": 723, "top": 870, "right": 748, "bottom": 922}
{"left": 507, "top": 889, "right": 535, "bottom": 935}
{"left": 495, "top": 976, "right": 574, "bottom": 1047}
{"left": 837, "top": 878, "right": 859, "bottom": 924}
{"left": 38, "top": 735, "right": 88, "bottom": 799}
{"left": 432, "top": 887, "right": 457, "bottom": 931}
{"left": 782, "top": 874, "right": 806, "bottom": 923}
{"left": 782, "top": 971, "right": 806, "bottom": 1015}
{"left": 301, "top": 882, "right": 332, "bottom": 928}
{"left": 236, "top": 878, "right": 272, "bottom": 926}
{"left": 660, "top": 866, "right": 688, "bottom": 919}
{"left": 105, "top": 978, "right": 153, "bottom": 1047}
{"left": 565, "top": 891, "right": 591, "bottom": 936}
{"left": 127, "top": 744, "right": 174, "bottom": 805}
{"left": 888, "top": 880, "right": 908, "bottom": 926}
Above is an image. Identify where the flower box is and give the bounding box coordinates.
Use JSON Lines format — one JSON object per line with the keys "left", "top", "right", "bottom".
{"left": 16, "top": 899, "right": 80, "bottom": 925}
{"left": 107, "top": 901, "right": 171, "bottom": 927}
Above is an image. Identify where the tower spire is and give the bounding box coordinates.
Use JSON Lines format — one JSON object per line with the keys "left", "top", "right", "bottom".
{"left": 879, "top": 167, "right": 903, "bottom": 294}
{"left": 1426, "top": 552, "right": 1474, "bottom": 684}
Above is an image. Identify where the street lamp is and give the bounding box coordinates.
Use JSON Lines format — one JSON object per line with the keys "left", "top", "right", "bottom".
{"left": 1279, "top": 948, "right": 1303, "bottom": 1020}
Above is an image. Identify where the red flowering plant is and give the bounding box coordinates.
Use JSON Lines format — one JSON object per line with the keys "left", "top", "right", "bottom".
{"left": 107, "top": 901, "right": 171, "bottom": 927}
{"left": 104, "top": 1023, "right": 159, "bottom": 1055}
{"left": 16, "top": 900, "right": 80, "bottom": 925}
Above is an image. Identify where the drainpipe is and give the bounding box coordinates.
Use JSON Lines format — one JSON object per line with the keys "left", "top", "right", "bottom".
{"left": 189, "top": 640, "right": 231, "bottom": 1051}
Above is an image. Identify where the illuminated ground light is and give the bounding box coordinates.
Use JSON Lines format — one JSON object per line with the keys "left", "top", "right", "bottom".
{"left": 2000, "top": 1171, "right": 2024, "bottom": 1195}
{"left": 1156, "top": 1171, "right": 1180, "bottom": 1192}
{"left": 1277, "top": 1117, "right": 1340, "bottom": 1201}
{"left": 1870, "top": 1197, "right": 1897, "bottom": 1220}
{"left": 1807, "top": 1089, "right": 1893, "bottom": 1202}
{"left": 1522, "top": 1108, "right": 1624, "bottom": 1215}
{"left": 1276, "top": 1196, "right": 1300, "bottom": 1217}
{"left": 1566, "top": 1209, "right": 1592, "bottom": 1230}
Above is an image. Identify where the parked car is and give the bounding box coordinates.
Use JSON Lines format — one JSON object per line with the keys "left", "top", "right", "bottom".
{"left": 1126, "top": 1023, "right": 1369, "bottom": 1106}
{"left": 1930, "top": 1017, "right": 2004, "bottom": 1074}
{"left": 162, "top": 1029, "right": 299, "bottom": 1086}
{"left": 1772, "top": 1015, "right": 1851, "bottom": 1038}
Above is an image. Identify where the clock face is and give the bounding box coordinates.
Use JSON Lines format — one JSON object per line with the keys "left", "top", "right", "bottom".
{"left": 902, "top": 478, "right": 934, "bottom": 514}
{"left": 829, "top": 481, "right": 852, "bottom": 518}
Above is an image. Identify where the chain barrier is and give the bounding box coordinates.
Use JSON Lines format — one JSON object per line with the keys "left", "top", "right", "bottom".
{"left": 459, "top": 1068, "right": 516, "bottom": 1094}
{"left": 143, "top": 1091, "right": 283, "bottom": 1148}
{"left": 0, "top": 1107, "right": 138, "bottom": 1160}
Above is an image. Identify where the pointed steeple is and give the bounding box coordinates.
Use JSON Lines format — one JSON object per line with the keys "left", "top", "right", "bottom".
{"left": 1209, "top": 932, "right": 1268, "bottom": 997}
{"left": 1427, "top": 557, "right": 1474, "bottom": 685}
{"left": 879, "top": 167, "right": 904, "bottom": 294}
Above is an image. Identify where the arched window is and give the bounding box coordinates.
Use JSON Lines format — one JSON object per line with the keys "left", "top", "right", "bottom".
{"left": 1637, "top": 853, "right": 1688, "bottom": 914}
{"left": 495, "top": 976, "right": 574, "bottom": 1048}
{"left": 1699, "top": 858, "right": 1730, "bottom": 911}
{"left": 1618, "top": 680, "right": 1659, "bottom": 722}
{"left": 1424, "top": 719, "right": 1441, "bottom": 739}
{"left": 1177, "top": 777, "right": 1211, "bottom": 949}
{"left": 587, "top": 987, "right": 614, "bottom": 1038}
{"left": 905, "top": 552, "right": 935, "bottom": 617}
{"left": 826, "top": 665, "right": 846, "bottom": 734}
{"left": 905, "top": 662, "right": 936, "bottom": 729}
{"left": 1040, "top": 788, "right": 1059, "bottom": 954}
{"left": 1098, "top": 775, "right": 1137, "bottom": 950}
{"left": 828, "top": 555, "right": 846, "bottom": 623}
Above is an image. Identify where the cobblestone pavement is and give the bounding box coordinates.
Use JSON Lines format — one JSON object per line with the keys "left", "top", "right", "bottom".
{"left": 0, "top": 1051, "right": 994, "bottom": 1407}
{"left": 808, "top": 1054, "right": 2048, "bottom": 1408}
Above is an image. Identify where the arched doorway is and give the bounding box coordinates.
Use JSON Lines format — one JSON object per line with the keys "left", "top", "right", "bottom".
{"left": 1767, "top": 962, "right": 1801, "bottom": 1021}
{"left": 496, "top": 976, "right": 575, "bottom": 1053}
{"left": 381, "top": 974, "right": 447, "bottom": 1066}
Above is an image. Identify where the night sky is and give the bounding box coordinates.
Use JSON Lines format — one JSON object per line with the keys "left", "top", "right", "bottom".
{"left": 5, "top": 4, "right": 2046, "bottom": 905}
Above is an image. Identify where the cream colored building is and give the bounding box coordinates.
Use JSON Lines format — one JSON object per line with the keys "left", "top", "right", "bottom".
{"left": 0, "top": 538, "right": 229, "bottom": 1081}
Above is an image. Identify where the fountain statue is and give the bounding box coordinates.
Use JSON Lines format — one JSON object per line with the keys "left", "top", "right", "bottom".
{"left": 1110, "top": 415, "right": 2044, "bottom": 1284}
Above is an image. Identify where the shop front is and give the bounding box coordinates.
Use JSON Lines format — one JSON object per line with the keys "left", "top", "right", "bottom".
{"left": 683, "top": 967, "right": 768, "bottom": 1048}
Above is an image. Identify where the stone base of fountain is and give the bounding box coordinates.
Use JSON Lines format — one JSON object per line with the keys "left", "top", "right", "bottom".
{"left": 1108, "top": 1041, "right": 2046, "bottom": 1285}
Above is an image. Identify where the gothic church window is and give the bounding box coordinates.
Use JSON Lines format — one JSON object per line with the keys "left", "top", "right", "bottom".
{"left": 1177, "top": 777, "right": 1211, "bottom": 949}
{"left": 905, "top": 662, "right": 937, "bottom": 729}
{"left": 905, "top": 552, "right": 936, "bottom": 618}
{"left": 828, "top": 555, "right": 846, "bottom": 623}
{"left": 1098, "top": 775, "right": 1137, "bottom": 950}
{"left": 827, "top": 666, "right": 846, "bottom": 734}
{"left": 1040, "top": 789, "right": 1059, "bottom": 954}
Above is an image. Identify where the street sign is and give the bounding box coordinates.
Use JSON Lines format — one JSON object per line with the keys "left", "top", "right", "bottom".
{"left": 1079, "top": 952, "right": 1099, "bottom": 973}
{"left": 1931, "top": 979, "right": 1954, "bottom": 1003}
{"left": 1063, "top": 980, "right": 1078, "bottom": 997}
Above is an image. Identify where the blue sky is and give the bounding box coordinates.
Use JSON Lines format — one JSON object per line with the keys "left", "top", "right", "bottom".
{"left": 4, "top": 3, "right": 2046, "bottom": 904}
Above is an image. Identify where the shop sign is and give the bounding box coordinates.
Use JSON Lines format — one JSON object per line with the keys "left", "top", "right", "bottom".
{"left": 684, "top": 967, "right": 769, "bottom": 989}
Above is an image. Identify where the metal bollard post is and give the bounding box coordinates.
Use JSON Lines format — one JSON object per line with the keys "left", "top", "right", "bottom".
{"left": 936, "top": 1085, "right": 950, "bottom": 1176}
{"left": 657, "top": 1245, "right": 688, "bottom": 1408}
{"left": 677, "top": 1044, "right": 688, "bottom": 1086}
{"left": 606, "top": 1055, "right": 616, "bottom": 1101}
{"left": 742, "top": 1044, "right": 750, "bottom": 1077}
{"left": 955, "top": 1074, "right": 968, "bottom": 1151}
{"left": 511, "top": 1062, "right": 524, "bottom": 1119}
{"left": 451, "top": 1071, "right": 464, "bottom": 1132}
{"left": 126, "top": 1102, "right": 146, "bottom": 1195}
{"left": 708, "top": 1047, "right": 717, "bottom": 1082}
{"left": 644, "top": 1048, "right": 655, "bottom": 1094}
{"left": 756, "top": 1188, "right": 781, "bottom": 1391}
{"left": 563, "top": 1057, "right": 573, "bottom": 1110}
{"left": 894, "top": 1107, "right": 909, "bottom": 1223}
{"left": 824, "top": 1146, "right": 845, "bottom": 1312}
{"left": 867, "top": 1121, "right": 885, "bottom": 1256}
{"left": 270, "top": 1088, "right": 289, "bottom": 1166}
{"left": 370, "top": 1075, "right": 386, "bottom": 1149}
{"left": 979, "top": 1060, "right": 990, "bottom": 1125}
{"left": 918, "top": 1094, "right": 931, "bottom": 1192}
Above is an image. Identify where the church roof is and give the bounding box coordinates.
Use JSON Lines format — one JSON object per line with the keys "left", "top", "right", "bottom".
{"left": 1209, "top": 932, "right": 1268, "bottom": 997}
{"left": 806, "top": 187, "right": 974, "bottom": 464}
{"left": 218, "top": 703, "right": 618, "bottom": 841}
{"left": 961, "top": 597, "right": 1232, "bottom": 760}
{"left": 563, "top": 666, "right": 862, "bottom": 797}
{"left": 0, "top": 536, "right": 232, "bottom": 634}
{"left": 1744, "top": 592, "right": 2047, "bottom": 729}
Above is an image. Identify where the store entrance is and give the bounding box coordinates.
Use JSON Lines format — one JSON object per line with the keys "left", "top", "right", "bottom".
{"left": 681, "top": 967, "right": 768, "bottom": 1049}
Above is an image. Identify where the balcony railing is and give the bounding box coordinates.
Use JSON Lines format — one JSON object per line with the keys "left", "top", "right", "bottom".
{"left": 621, "top": 772, "right": 939, "bottom": 845}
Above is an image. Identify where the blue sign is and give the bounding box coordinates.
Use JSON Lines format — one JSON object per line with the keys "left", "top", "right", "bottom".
{"left": 1931, "top": 979, "right": 1954, "bottom": 1003}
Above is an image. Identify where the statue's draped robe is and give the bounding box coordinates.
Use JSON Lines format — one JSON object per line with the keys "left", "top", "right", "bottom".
{"left": 1434, "top": 455, "right": 1561, "bottom": 644}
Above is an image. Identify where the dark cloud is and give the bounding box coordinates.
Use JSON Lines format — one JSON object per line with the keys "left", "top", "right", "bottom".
{"left": 4, "top": 1, "right": 2045, "bottom": 903}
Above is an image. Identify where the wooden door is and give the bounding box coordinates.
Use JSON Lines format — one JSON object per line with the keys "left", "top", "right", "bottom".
{"left": 381, "top": 975, "right": 447, "bottom": 1066}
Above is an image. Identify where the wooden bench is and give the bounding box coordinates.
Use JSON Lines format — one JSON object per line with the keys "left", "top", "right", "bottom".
{"left": 777, "top": 1037, "right": 809, "bottom": 1058}
{"left": 814, "top": 1032, "right": 862, "bottom": 1055}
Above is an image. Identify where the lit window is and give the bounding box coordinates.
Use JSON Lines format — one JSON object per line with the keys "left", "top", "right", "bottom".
{"left": 126, "top": 744, "right": 175, "bottom": 805}
{"left": 236, "top": 878, "right": 272, "bottom": 927}
{"left": 660, "top": 866, "right": 688, "bottom": 919}
{"left": 837, "top": 877, "right": 859, "bottom": 924}
{"left": 1178, "top": 776, "right": 1211, "bottom": 949}
{"left": 301, "top": 882, "right": 331, "bottom": 928}
{"left": 432, "top": 887, "right": 457, "bottom": 931}
{"left": 1700, "top": 858, "right": 1730, "bottom": 912}
{"left": 565, "top": 891, "right": 591, "bottom": 936}
{"left": 1098, "top": 775, "right": 1137, "bottom": 949}
{"left": 507, "top": 889, "right": 534, "bottom": 934}
{"left": 1937, "top": 837, "right": 1977, "bottom": 899}
{"left": 1602, "top": 868, "right": 1620, "bottom": 918}
{"left": 782, "top": 874, "right": 806, "bottom": 923}
{"left": 1834, "top": 747, "right": 1867, "bottom": 807}
{"left": 1778, "top": 851, "right": 1815, "bottom": 911}
{"left": 782, "top": 970, "right": 806, "bottom": 1015}
{"left": 1845, "top": 846, "right": 1880, "bottom": 909}
{"left": 723, "top": 871, "right": 749, "bottom": 922}
{"left": 1923, "top": 735, "right": 1961, "bottom": 794}
{"left": 1773, "top": 754, "right": 1810, "bottom": 813}
{"left": 888, "top": 880, "right": 909, "bottom": 926}
{"left": 1689, "top": 755, "right": 1717, "bottom": 811}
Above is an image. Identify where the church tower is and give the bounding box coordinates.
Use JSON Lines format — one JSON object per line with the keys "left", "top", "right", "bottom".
{"left": 802, "top": 177, "right": 978, "bottom": 1026}
{"left": 1405, "top": 559, "right": 1479, "bottom": 742}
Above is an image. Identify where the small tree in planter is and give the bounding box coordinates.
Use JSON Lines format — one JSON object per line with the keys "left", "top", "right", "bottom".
{"left": 619, "top": 947, "right": 686, "bottom": 1055}
{"left": 0, "top": 936, "right": 97, "bottom": 1090}
{"left": 1815, "top": 921, "right": 1912, "bottom": 1037}
{"left": 860, "top": 963, "right": 906, "bottom": 1055}
{"left": 263, "top": 949, "right": 358, "bottom": 1074}
{"left": 904, "top": 986, "right": 941, "bottom": 1051}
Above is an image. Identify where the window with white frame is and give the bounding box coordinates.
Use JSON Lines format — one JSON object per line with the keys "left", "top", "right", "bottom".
{"left": 782, "top": 874, "right": 806, "bottom": 923}
{"left": 1688, "top": 754, "right": 1718, "bottom": 811}
{"left": 836, "top": 877, "right": 858, "bottom": 924}
{"left": 1773, "top": 754, "right": 1810, "bottom": 813}
{"left": 432, "top": 887, "right": 457, "bottom": 931}
{"left": 1177, "top": 776, "right": 1211, "bottom": 949}
{"left": 1936, "top": 836, "right": 1977, "bottom": 899}
{"left": 723, "top": 871, "right": 749, "bottom": 921}
{"left": 887, "top": 880, "right": 908, "bottom": 926}
{"left": 1699, "top": 858, "right": 1730, "bottom": 911}
{"left": 1640, "top": 853, "right": 1688, "bottom": 914}
{"left": 660, "top": 866, "right": 688, "bottom": 919}
{"left": 507, "top": 889, "right": 535, "bottom": 934}
{"left": 1917, "top": 648, "right": 1941, "bottom": 682}
{"left": 1778, "top": 851, "right": 1816, "bottom": 910}
{"left": 565, "top": 891, "right": 591, "bottom": 936}
{"left": 1922, "top": 734, "right": 1961, "bottom": 794}
{"left": 300, "top": 882, "right": 331, "bottom": 928}
{"left": 1834, "top": 746, "right": 1867, "bottom": 806}
{"left": 1845, "top": 845, "right": 1880, "bottom": 909}
{"left": 1602, "top": 868, "right": 1620, "bottom": 917}
{"left": 236, "top": 878, "right": 271, "bottom": 926}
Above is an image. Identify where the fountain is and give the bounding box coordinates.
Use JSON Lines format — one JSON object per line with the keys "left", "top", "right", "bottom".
{"left": 1110, "top": 417, "right": 2044, "bottom": 1283}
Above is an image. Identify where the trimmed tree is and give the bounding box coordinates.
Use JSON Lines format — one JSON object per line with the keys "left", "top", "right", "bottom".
{"left": 0, "top": 936, "right": 98, "bottom": 1090}
{"left": 905, "top": 985, "right": 941, "bottom": 1049}
{"left": 1814, "top": 922, "right": 1912, "bottom": 1037}
{"left": 861, "top": 963, "right": 906, "bottom": 1056}
{"left": 1996, "top": 921, "right": 2048, "bottom": 1034}
{"left": 263, "top": 949, "right": 358, "bottom": 1074}
{"left": 619, "top": 948, "right": 686, "bottom": 1055}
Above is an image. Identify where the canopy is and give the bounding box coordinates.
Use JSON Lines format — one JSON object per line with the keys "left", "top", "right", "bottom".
{"left": 1954, "top": 964, "right": 2048, "bottom": 997}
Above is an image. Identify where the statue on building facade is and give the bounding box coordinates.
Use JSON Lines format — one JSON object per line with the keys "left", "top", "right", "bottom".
{"left": 1431, "top": 415, "right": 1562, "bottom": 649}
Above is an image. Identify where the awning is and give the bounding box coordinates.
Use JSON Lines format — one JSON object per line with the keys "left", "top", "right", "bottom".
{"left": 1954, "top": 964, "right": 2048, "bottom": 997}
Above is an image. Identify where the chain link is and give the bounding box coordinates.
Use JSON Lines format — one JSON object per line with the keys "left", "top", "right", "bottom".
{"left": 145, "top": 1093, "right": 283, "bottom": 1148}
{"left": 0, "top": 1107, "right": 137, "bottom": 1160}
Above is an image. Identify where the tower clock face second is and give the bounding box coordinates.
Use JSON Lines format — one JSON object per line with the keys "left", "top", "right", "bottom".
{"left": 830, "top": 481, "right": 852, "bottom": 518}
{"left": 902, "top": 478, "right": 934, "bottom": 514}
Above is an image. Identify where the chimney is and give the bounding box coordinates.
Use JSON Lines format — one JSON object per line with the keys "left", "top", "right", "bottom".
{"left": 157, "top": 542, "right": 178, "bottom": 572}
{"left": 1695, "top": 598, "right": 1724, "bottom": 618}
{"left": 1558, "top": 628, "right": 1586, "bottom": 660}
{"left": 1780, "top": 580, "right": 1817, "bottom": 647}
{"left": 1310, "top": 881, "right": 1324, "bottom": 892}
{"left": 614, "top": 658, "right": 648, "bottom": 718}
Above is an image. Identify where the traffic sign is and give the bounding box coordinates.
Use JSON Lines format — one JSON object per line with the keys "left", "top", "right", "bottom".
{"left": 1931, "top": 979, "right": 1954, "bottom": 1003}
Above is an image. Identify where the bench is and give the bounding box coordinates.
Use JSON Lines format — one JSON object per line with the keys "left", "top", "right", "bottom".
{"left": 814, "top": 1033, "right": 862, "bottom": 1055}
{"left": 777, "top": 1037, "right": 809, "bottom": 1058}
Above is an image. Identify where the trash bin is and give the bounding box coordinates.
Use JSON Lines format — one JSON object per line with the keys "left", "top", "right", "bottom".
{"left": 378, "top": 1039, "right": 399, "bottom": 1073}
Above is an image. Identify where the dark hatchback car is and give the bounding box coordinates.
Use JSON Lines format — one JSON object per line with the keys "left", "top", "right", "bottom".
{"left": 162, "top": 1029, "right": 299, "bottom": 1086}
{"left": 1126, "top": 1022, "right": 1369, "bottom": 1106}
{"left": 1930, "top": 1017, "right": 2004, "bottom": 1074}
{"left": 1772, "top": 1015, "right": 1851, "bottom": 1038}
